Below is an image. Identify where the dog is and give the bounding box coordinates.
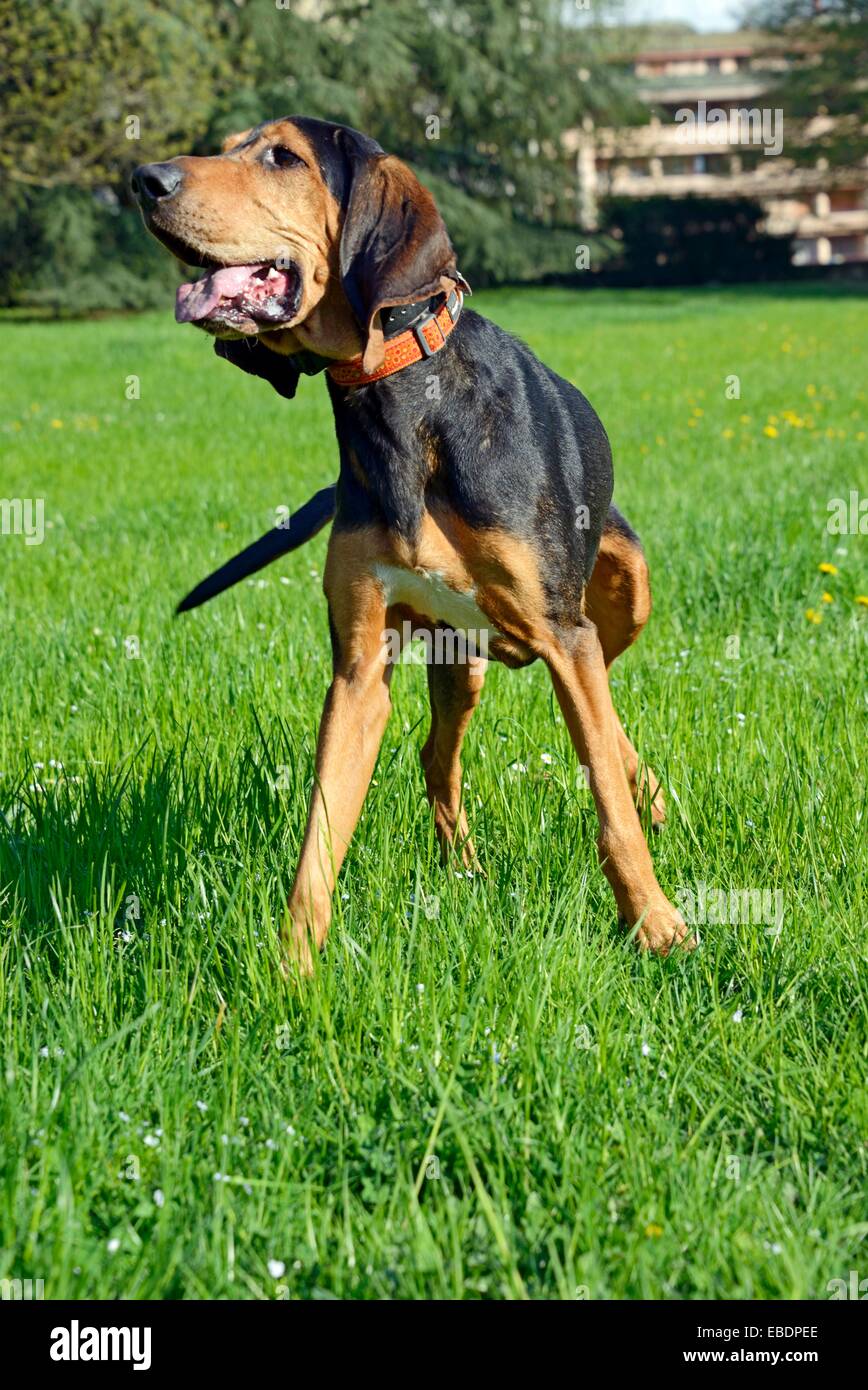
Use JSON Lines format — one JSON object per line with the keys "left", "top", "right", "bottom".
{"left": 132, "top": 116, "right": 693, "bottom": 972}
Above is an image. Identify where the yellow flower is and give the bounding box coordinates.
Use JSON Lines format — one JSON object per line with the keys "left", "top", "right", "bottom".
{"left": 692, "top": 407, "right": 704, "bottom": 417}
{"left": 805, "top": 609, "right": 822, "bottom": 624}
{"left": 645, "top": 1223, "right": 664, "bottom": 1238}
{"left": 821, "top": 592, "right": 834, "bottom": 604}
{"left": 763, "top": 425, "right": 778, "bottom": 438}
{"left": 739, "top": 414, "right": 751, "bottom": 424}
{"left": 856, "top": 595, "right": 868, "bottom": 607}
{"left": 50, "top": 419, "right": 63, "bottom": 429}
{"left": 819, "top": 562, "right": 838, "bottom": 575}
{"left": 806, "top": 384, "right": 816, "bottom": 396}
{"left": 722, "top": 428, "right": 734, "bottom": 439}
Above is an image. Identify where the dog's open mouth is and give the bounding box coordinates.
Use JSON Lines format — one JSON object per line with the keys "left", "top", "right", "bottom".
{"left": 175, "top": 262, "right": 302, "bottom": 336}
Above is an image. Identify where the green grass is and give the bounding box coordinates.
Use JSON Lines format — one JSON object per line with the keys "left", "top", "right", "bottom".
{"left": 1, "top": 285, "right": 866, "bottom": 1300}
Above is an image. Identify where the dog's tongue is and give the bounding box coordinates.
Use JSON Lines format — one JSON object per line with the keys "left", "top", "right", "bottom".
{"left": 175, "top": 264, "right": 265, "bottom": 323}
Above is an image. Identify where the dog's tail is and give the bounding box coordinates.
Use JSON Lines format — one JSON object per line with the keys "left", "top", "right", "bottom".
{"left": 176, "top": 483, "right": 337, "bottom": 614}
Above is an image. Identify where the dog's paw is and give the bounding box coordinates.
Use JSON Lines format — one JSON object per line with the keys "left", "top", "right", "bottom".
{"left": 628, "top": 900, "right": 697, "bottom": 955}
{"left": 279, "top": 925, "right": 317, "bottom": 981}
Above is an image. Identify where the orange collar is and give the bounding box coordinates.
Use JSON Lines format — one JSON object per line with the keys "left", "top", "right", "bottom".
{"left": 328, "top": 289, "right": 463, "bottom": 388}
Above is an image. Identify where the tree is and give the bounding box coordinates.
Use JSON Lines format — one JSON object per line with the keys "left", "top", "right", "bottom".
{"left": 743, "top": 0, "right": 868, "bottom": 164}
{"left": 0, "top": 0, "right": 633, "bottom": 308}
{"left": 0, "top": 0, "right": 228, "bottom": 188}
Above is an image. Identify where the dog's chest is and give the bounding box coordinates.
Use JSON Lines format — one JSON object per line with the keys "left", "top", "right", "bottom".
{"left": 372, "top": 562, "right": 493, "bottom": 633}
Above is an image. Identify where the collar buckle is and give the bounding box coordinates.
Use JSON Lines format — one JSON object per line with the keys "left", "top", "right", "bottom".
{"left": 412, "top": 289, "right": 463, "bottom": 358}
{"left": 413, "top": 312, "right": 447, "bottom": 358}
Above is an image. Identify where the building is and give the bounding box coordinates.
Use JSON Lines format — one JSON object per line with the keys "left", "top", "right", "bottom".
{"left": 567, "top": 29, "right": 868, "bottom": 266}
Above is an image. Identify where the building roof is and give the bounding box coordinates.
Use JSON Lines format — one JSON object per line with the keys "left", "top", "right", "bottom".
{"left": 628, "top": 29, "right": 774, "bottom": 60}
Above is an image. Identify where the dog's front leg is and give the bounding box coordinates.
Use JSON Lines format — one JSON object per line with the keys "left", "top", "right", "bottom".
{"left": 284, "top": 550, "right": 393, "bottom": 974}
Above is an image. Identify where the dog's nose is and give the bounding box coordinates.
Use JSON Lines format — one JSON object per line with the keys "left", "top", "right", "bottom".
{"left": 131, "top": 162, "right": 183, "bottom": 207}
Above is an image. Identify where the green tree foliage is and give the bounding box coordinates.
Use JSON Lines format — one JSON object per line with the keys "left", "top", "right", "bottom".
{"left": 0, "top": 0, "right": 227, "bottom": 187}
{"left": 0, "top": 0, "right": 632, "bottom": 309}
{"left": 0, "top": 0, "right": 231, "bottom": 310}
{"left": 745, "top": 0, "right": 868, "bottom": 164}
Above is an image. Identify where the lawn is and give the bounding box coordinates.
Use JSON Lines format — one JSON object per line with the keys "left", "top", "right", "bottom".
{"left": 1, "top": 285, "right": 866, "bottom": 1301}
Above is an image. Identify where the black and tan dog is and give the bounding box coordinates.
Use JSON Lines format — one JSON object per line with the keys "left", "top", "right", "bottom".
{"left": 132, "top": 116, "right": 693, "bottom": 971}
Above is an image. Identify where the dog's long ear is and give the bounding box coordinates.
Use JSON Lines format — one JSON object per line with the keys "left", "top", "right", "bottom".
{"left": 214, "top": 338, "right": 302, "bottom": 400}
{"left": 337, "top": 144, "right": 469, "bottom": 373}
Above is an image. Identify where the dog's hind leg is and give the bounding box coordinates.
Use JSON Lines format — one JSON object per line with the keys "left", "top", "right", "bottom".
{"left": 585, "top": 508, "right": 666, "bottom": 828}
{"left": 421, "top": 653, "right": 486, "bottom": 869}
{"left": 544, "top": 623, "right": 692, "bottom": 954}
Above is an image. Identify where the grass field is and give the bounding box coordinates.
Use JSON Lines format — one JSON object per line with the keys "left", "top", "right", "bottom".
{"left": 1, "top": 285, "right": 866, "bottom": 1301}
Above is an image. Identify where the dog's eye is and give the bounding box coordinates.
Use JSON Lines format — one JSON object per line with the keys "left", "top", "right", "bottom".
{"left": 266, "top": 145, "right": 305, "bottom": 170}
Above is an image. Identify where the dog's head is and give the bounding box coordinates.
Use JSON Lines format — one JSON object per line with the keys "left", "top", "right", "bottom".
{"left": 132, "top": 116, "right": 466, "bottom": 377}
